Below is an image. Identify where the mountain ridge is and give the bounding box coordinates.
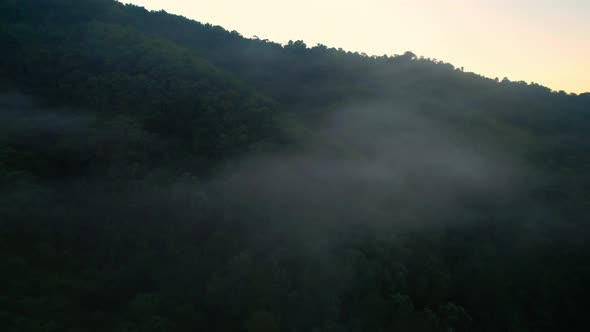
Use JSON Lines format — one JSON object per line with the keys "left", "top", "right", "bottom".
{"left": 1, "top": 1, "right": 590, "bottom": 331}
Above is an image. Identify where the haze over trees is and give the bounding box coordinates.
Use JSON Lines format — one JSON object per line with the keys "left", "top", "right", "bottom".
{"left": 1, "top": 1, "right": 590, "bottom": 331}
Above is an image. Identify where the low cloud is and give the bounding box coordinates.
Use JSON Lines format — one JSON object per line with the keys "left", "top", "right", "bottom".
{"left": 210, "top": 104, "right": 525, "bottom": 246}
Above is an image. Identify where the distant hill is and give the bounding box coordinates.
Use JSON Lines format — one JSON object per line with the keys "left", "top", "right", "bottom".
{"left": 1, "top": 1, "right": 590, "bottom": 332}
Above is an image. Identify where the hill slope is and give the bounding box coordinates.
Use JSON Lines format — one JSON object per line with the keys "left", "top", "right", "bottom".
{"left": 1, "top": 1, "right": 590, "bottom": 332}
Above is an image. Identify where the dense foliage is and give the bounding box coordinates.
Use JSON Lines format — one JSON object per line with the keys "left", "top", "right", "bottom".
{"left": 1, "top": 1, "right": 590, "bottom": 331}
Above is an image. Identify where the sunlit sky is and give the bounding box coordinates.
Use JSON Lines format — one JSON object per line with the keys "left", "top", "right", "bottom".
{"left": 123, "top": 0, "right": 589, "bottom": 93}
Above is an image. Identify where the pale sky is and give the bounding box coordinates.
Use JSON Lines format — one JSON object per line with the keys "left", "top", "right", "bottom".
{"left": 123, "top": 0, "right": 589, "bottom": 93}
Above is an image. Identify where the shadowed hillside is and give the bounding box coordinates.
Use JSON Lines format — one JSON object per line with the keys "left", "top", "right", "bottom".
{"left": 1, "top": 1, "right": 590, "bottom": 331}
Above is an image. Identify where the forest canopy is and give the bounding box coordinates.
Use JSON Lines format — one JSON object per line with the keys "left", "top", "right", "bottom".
{"left": 1, "top": 1, "right": 590, "bottom": 331}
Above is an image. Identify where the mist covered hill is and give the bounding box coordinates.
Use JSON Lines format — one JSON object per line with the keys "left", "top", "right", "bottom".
{"left": 1, "top": 1, "right": 590, "bottom": 331}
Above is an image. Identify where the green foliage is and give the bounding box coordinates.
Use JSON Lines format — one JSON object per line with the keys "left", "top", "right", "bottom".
{"left": 244, "top": 310, "right": 280, "bottom": 332}
{"left": 1, "top": 1, "right": 589, "bottom": 332}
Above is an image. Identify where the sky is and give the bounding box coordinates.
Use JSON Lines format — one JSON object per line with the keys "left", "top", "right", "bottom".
{"left": 123, "top": 0, "right": 589, "bottom": 93}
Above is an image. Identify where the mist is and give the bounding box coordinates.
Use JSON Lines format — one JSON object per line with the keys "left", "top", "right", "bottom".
{"left": 0, "top": 93, "right": 525, "bottom": 246}
{"left": 205, "top": 103, "right": 526, "bottom": 251}
{"left": 3, "top": 2, "right": 589, "bottom": 330}
{"left": 0, "top": 93, "right": 95, "bottom": 139}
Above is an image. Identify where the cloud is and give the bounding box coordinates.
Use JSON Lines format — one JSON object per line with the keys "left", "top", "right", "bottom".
{"left": 210, "top": 103, "right": 524, "bottom": 247}
{"left": 0, "top": 92, "right": 95, "bottom": 143}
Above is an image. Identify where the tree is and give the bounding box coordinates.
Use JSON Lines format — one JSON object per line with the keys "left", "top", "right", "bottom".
{"left": 401, "top": 50, "right": 417, "bottom": 61}
{"left": 244, "top": 310, "right": 280, "bottom": 332}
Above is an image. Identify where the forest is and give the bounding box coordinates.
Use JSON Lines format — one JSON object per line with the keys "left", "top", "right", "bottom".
{"left": 1, "top": 0, "right": 590, "bottom": 331}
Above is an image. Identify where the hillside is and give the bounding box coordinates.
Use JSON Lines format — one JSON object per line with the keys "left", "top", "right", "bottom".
{"left": 1, "top": 1, "right": 590, "bottom": 332}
